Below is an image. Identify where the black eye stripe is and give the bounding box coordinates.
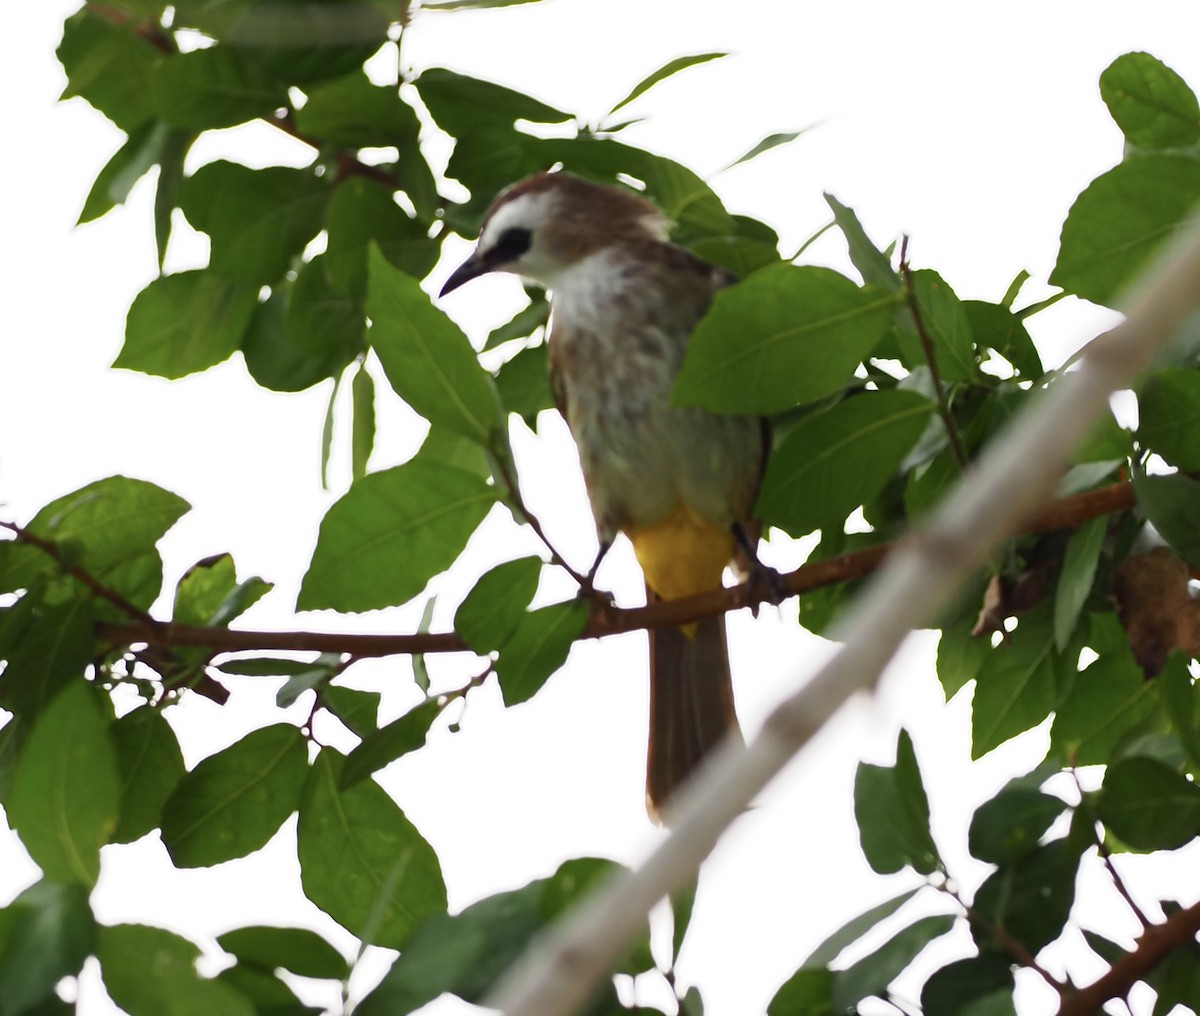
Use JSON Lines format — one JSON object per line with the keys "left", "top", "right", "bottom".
{"left": 485, "top": 226, "right": 532, "bottom": 266}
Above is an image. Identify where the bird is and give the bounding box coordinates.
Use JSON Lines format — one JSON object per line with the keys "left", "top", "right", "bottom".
{"left": 441, "top": 170, "right": 769, "bottom": 822}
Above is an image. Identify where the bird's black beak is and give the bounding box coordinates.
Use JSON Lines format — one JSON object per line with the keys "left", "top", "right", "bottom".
{"left": 440, "top": 251, "right": 489, "bottom": 297}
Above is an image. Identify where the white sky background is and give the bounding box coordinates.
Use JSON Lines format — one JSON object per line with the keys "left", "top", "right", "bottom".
{"left": 4, "top": 2, "right": 1200, "bottom": 1014}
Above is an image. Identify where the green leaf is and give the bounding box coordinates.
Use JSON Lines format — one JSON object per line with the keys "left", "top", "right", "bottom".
{"left": 116, "top": 270, "right": 258, "bottom": 379}
{"left": 0, "top": 596, "right": 95, "bottom": 723}
{"left": 675, "top": 265, "right": 895, "bottom": 414}
{"left": 726, "top": 128, "right": 811, "bottom": 169}
{"left": 79, "top": 122, "right": 171, "bottom": 224}
{"left": 802, "top": 887, "right": 922, "bottom": 968}
{"left": 412, "top": 426, "right": 492, "bottom": 478}
{"left": 321, "top": 684, "right": 381, "bottom": 739}
{"left": 901, "top": 269, "right": 977, "bottom": 382}
{"left": 298, "top": 459, "right": 496, "bottom": 612}
{"left": 1147, "top": 938, "right": 1200, "bottom": 1014}
{"left": 154, "top": 128, "right": 194, "bottom": 268}
{"left": 1160, "top": 654, "right": 1200, "bottom": 773}
{"left": 5, "top": 476, "right": 188, "bottom": 614}
{"left": 832, "top": 915, "right": 956, "bottom": 1012}
{"left": 1051, "top": 652, "right": 1157, "bottom": 765}
{"left": 352, "top": 363, "right": 376, "bottom": 482}
{"left": 824, "top": 193, "right": 900, "bottom": 291}
{"left": 454, "top": 556, "right": 543, "bottom": 653}
{"left": 357, "top": 858, "right": 642, "bottom": 1016}
{"left": 288, "top": 254, "right": 367, "bottom": 366}
{"left": 756, "top": 390, "right": 933, "bottom": 536}
{"left": 341, "top": 699, "right": 440, "bottom": 788}
{"left": 326, "top": 178, "right": 439, "bottom": 299}
{"left": 608, "top": 53, "right": 726, "bottom": 114}
{"left": 160, "top": 724, "right": 308, "bottom": 868}
{"left": 420, "top": 0, "right": 544, "bottom": 8}
{"left": 1133, "top": 470, "right": 1200, "bottom": 566}
{"left": 242, "top": 288, "right": 356, "bottom": 393}
{"left": 1138, "top": 367, "right": 1200, "bottom": 468}
{"left": 936, "top": 618, "right": 990, "bottom": 702}
{"left": 768, "top": 968, "right": 834, "bottom": 1016}
{"left": 98, "top": 924, "right": 254, "bottom": 1016}
{"left": 1051, "top": 155, "right": 1200, "bottom": 307}
{"left": 212, "top": 964, "right": 314, "bottom": 1015}
{"left": 172, "top": 552, "right": 269, "bottom": 629}
{"left": 965, "top": 300, "right": 1043, "bottom": 378}
{"left": 968, "top": 788, "right": 1067, "bottom": 865}
{"left": 111, "top": 707, "right": 186, "bottom": 844}
{"left": 484, "top": 295, "right": 549, "bottom": 350}
{"left": 920, "top": 955, "right": 1015, "bottom": 1016}
{"left": 368, "top": 248, "right": 503, "bottom": 443}
{"left": 972, "top": 836, "right": 1084, "bottom": 954}
{"left": 1100, "top": 52, "right": 1200, "bottom": 149}
{"left": 151, "top": 46, "right": 287, "bottom": 130}
{"left": 0, "top": 880, "right": 94, "bottom": 1016}
{"left": 57, "top": 11, "right": 160, "bottom": 131}
{"left": 971, "top": 610, "right": 1059, "bottom": 758}
{"left": 670, "top": 877, "right": 698, "bottom": 962}
{"left": 417, "top": 68, "right": 572, "bottom": 137}
{"left": 496, "top": 343, "right": 555, "bottom": 426}
{"left": 854, "top": 730, "right": 940, "bottom": 876}
{"left": 1053, "top": 516, "right": 1107, "bottom": 650}
{"left": 295, "top": 70, "right": 420, "bottom": 148}
{"left": 179, "top": 162, "right": 328, "bottom": 285}
{"left": 297, "top": 749, "right": 446, "bottom": 949}
{"left": 495, "top": 600, "right": 589, "bottom": 706}
{"left": 1098, "top": 755, "right": 1200, "bottom": 850}
{"left": 7, "top": 683, "right": 119, "bottom": 886}
{"left": 217, "top": 926, "right": 347, "bottom": 980}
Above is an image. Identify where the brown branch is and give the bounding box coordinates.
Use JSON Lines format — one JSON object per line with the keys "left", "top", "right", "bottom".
{"left": 0, "top": 520, "right": 155, "bottom": 625}
{"left": 87, "top": 477, "right": 1137, "bottom": 658}
{"left": 899, "top": 237, "right": 970, "bottom": 471}
{"left": 1058, "top": 898, "right": 1200, "bottom": 1016}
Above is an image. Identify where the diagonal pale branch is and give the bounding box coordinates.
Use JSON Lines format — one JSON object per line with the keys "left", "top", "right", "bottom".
{"left": 483, "top": 215, "right": 1200, "bottom": 1016}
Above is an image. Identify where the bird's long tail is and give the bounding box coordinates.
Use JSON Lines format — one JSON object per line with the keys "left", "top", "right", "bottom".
{"left": 646, "top": 601, "right": 742, "bottom": 824}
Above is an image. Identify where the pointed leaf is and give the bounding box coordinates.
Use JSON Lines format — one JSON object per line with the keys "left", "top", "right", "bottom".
{"left": 972, "top": 836, "right": 1085, "bottom": 953}
{"left": 454, "top": 556, "right": 543, "bottom": 653}
{"left": 496, "top": 343, "right": 555, "bottom": 425}
{"left": 0, "top": 880, "right": 94, "bottom": 1016}
{"left": 79, "top": 122, "right": 170, "bottom": 224}
{"left": 369, "top": 248, "right": 502, "bottom": 443}
{"left": 1133, "top": 470, "right": 1200, "bottom": 566}
{"left": 1051, "top": 155, "right": 1200, "bottom": 307}
{"left": 341, "top": 699, "right": 440, "bottom": 788}
{"left": 768, "top": 968, "right": 834, "bottom": 1016}
{"left": 971, "top": 611, "right": 1059, "bottom": 758}
{"left": 352, "top": 363, "right": 376, "bottom": 482}
{"left": 1098, "top": 755, "right": 1200, "bottom": 850}
{"left": 756, "top": 390, "right": 933, "bottom": 536}
{"left": 116, "top": 270, "right": 258, "bottom": 379}
{"left": 726, "top": 128, "right": 811, "bottom": 169}
{"left": 854, "top": 730, "right": 940, "bottom": 875}
{"left": 151, "top": 46, "right": 287, "bottom": 130}
{"left": 802, "top": 887, "right": 922, "bottom": 968}
{"left": 294, "top": 70, "right": 420, "bottom": 149}
{"left": 1051, "top": 652, "right": 1157, "bottom": 765}
{"left": 7, "top": 683, "right": 119, "bottom": 886}
{"left": 495, "top": 600, "right": 589, "bottom": 706}
{"left": 825, "top": 193, "right": 900, "bottom": 291}
{"left": 1138, "top": 366, "right": 1200, "bottom": 469}
{"left": 161, "top": 724, "right": 308, "bottom": 868}
{"left": 217, "top": 926, "right": 347, "bottom": 980}
{"left": 416, "top": 68, "right": 571, "bottom": 137}
{"left": 832, "top": 915, "right": 956, "bottom": 1012}
{"left": 179, "top": 162, "right": 328, "bottom": 286}
{"left": 111, "top": 706, "right": 186, "bottom": 844}
{"left": 297, "top": 749, "right": 446, "bottom": 949}
{"left": 1053, "top": 516, "right": 1107, "bottom": 649}
{"left": 57, "top": 12, "right": 160, "bottom": 131}
{"left": 901, "top": 269, "right": 977, "bottom": 382}
{"left": 675, "top": 265, "right": 896, "bottom": 414}
{"left": 298, "top": 459, "right": 496, "bottom": 612}
{"left": 609, "top": 53, "right": 726, "bottom": 115}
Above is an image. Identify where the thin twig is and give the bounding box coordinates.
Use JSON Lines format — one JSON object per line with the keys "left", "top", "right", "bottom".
{"left": 899, "top": 236, "right": 970, "bottom": 470}
{"left": 1057, "top": 898, "right": 1200, "bottom": 1016}
{"left": 0, "top": 520, "right": 156, "bottom": 624}
{"left": 84, "top": 476, "right": 1138, "bottom": 658}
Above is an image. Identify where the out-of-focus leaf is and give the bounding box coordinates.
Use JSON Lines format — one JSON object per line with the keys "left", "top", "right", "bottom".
{"left": 0, "top": 880, "right": 94, "bottom": 1016}
{"left": 1100, "top": 51, "right": 1200, "bottom": 149}
{"left": 298, "top": 460, "right": 496, "bottom": 612}
{"left": 971, "top": 610, "right": 1059, "bottom": 758}
{"left": 79, "top": 122, "right": 170, "bottom": 224}
{"left": 217, "top": 925, "right": 347, "bottom": 980}
{"left": 496, "top": 343, "right": 554, "bottom": 425}
{"left": 1051, "top": 652, "right": 1157, "bottom": 765}
{"left": 7, "top": 683, "right": 119, "bottom": 886}
{"left": 116, "top": 270, "right": 258, "bottom": 379}
{"left": 151, "top": 46, "right": 287, "bottom": 130}
{"left": 802, "top": 887, "right": 922, "bottom": 968}
{"left": 1051, "top": 155, "right": 1200, "bottom": 307}
{"left": 900, "top": 269, "right": 977, "bottom": 382}
{"left": 965, "top": 300, "right": 1043, "bottom": 378}
{"left": 968, "top": 788, "right": 1067, "bottom": 865}
{"left": 1098, "top": 755, "right": 1200, "bottom": 850}
{"left": 1138, "top": 367, "right": 1200, "bottom": 469}
{"left": 608, "top": 53, "right": 726, "bottom": 114}
{"left": 352, "top": 363, "right": 376, "bottom": 482}
{"left": 57, "top": 11, "right": 160, "bottom": 131}
{"left": 1053, "top": 516, "right": 1107, "bottom": 650}
{"left": 726, "top": 128, "right": 811, "bottom": 169}
{"left": 936, "top": 618, "right": 990, "bottom": 701}
{"left": 768, "top": 968, "right": 833, "bottom": 1016}
{"left": 1133, "top": 470, "right": 1200, "bottom": 566}
{"left": 832, "top": 916, "right": 956, "bottom": 1013}
{"left": 920, "top": 955, "right": 1015, "bottom": 1016}
{"left": 295, "top": 70, "right": 420, "bottom": 148}
{"left": 416, "top": 67, "right": 571, "bottom": 137}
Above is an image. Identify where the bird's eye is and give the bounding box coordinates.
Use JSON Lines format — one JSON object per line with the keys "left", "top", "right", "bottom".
{"left": 485, "top": 226, "right": 532, "bottom": 266}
